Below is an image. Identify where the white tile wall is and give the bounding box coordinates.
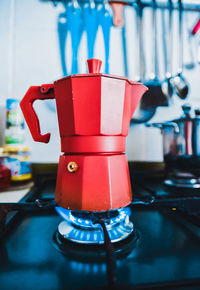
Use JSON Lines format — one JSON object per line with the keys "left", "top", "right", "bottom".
{"left": 0, "top": 0, "right": 199, "bottom": 162}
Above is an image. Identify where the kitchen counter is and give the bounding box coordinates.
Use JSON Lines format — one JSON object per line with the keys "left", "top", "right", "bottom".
{"left": 0, "top": 182, "right": 34, "bottom": 203}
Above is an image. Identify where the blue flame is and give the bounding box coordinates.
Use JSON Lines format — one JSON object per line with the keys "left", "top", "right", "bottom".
{"left": 55, "top": 206, "right": 133, "bottom": 244}
{"left": 55, "top": 206, "right": 131, "bottom": 228}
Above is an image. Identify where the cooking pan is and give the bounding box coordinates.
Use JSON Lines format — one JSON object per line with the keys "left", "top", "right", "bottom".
{"left": 146, "top": 104, "right": 200, "bottom": 170}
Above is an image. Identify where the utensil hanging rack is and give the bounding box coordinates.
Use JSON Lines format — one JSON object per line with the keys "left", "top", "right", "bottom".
{"left": 43, "top": 0, "right": 200, "bottom": 12}
{"left": 134, "top": 0, "right": 200, "bottom": 12}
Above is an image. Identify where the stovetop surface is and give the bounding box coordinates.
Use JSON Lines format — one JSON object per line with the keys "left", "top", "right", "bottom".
{"left": 1, "top": 173, "right": 200, "bottom": 290}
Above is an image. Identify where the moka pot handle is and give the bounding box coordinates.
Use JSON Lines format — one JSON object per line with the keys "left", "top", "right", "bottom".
{"left": 20, "top": 84, "right": 55, "bottom": 143}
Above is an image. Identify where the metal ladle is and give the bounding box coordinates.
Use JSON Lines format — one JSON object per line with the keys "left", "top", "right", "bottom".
{"left": 172, "top": 0, "right": 189, "bottom": 99}
{"left": 161, "top": 0, "right": 174, "bottom": 103}
{"left": 132, "top": 0, "right": 168, "bottom": 124}
{"left": 142, "top": 0, "right": 168, "bottom": 110}
{"left": 132, "top": 1, "right": 155, "bottom": 123}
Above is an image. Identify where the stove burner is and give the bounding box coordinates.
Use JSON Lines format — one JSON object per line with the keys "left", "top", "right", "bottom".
{"left": 53, "top": 228, "right": 139, "bottom": 261}
{"left": 164, "top": 172, "right": 200, "bottom": 188}
{"left": 55, "top": 207, "right": 134, "bottom": 245}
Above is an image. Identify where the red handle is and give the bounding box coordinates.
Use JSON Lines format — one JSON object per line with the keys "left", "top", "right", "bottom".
{"left": 191, "top": 18, "right": 200, "bottom": 36}
{"left": 20, "top": 84, "right": 54, "bottom": 143}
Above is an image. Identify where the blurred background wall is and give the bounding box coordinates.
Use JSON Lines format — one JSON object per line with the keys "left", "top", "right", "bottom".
{"left": 0, "top": 0, "right": 200, "bottom": 162}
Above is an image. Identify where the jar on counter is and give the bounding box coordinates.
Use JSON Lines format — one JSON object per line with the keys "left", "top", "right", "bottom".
{"left": 3, "top": 145, "right": 32, "bottom": 182}
{"left": 5, "top": 99, "right": 25, "bottom": 144}
{"left": 0, "top": 148, "right": 11, "bottom": 190}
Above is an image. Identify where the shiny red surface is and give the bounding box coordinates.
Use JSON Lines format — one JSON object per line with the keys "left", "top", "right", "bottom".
{"left": 20, "top": 85, "right": 54, "bottom": 143}
{"left": 55, "top": 153, "right": 132, "bottom": 211}
{"left": 87, "top": 59, "right": 102, "bottom": 73}
{"left": 20, "top": 59, "right": 147, "bottom": 211}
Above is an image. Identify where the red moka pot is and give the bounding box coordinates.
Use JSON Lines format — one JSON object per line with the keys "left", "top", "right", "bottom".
{"left": 20, "top": 59, "right": 147, "bottom": 211}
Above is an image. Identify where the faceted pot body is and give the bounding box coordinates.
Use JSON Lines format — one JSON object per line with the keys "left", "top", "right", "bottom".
{"left": 54, "top": 74, "right": 147, "bottom": 153}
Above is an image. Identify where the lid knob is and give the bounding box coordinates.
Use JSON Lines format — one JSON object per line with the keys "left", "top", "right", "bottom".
{"left": 87, "top": 59, "right": 102, "bottom": 74}
{"left": 182, "top": 104, "right": 191, "bottom": 115}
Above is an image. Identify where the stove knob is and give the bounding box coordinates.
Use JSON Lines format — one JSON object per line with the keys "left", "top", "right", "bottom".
{"left": 67, "top": 161, "right": 78, "bottom": 173}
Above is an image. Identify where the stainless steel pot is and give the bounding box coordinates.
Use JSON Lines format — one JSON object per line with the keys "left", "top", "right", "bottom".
{"left": 146, "top": 104, "right": 200, "bottom": 169}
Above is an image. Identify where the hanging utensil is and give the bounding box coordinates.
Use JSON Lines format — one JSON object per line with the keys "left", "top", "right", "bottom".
{"left": 67, "top": 0, "right": 83, "bottom": 75}
{"left": 137, "top": 0, "right": 145, "bottom": 82}
{"left": 132, "top": 0, "right": 158, "bottom": 123}
{"left": 83, "top": 0, "right": 99, "bottom": 59}
{"left": 57, "top": 6, "right": 68, "bottom": 76}
{"left": 191, "top": 18, "right": 200, "bottom": 36}
{"left": 122, "top": 11, "right": 128, "bottom": 77}
{"left": 109, "top": 2, "right": 128, "bottom": 76}
{"left": 132, "top": 0, "right": 146, "bottom": 123}
{"left": 99, "top": 0, "right": 113, "bottom": 74}
{"left": 47, "top": 4, "right": 68, "bottom": 112}
{"left": 143, "top": 0, "right": 168, "bottom": 109}
{"left": 190, "top": 17, "right": 200, "bottom": 65}
{"left": 172, "top": 0, "right": 189, "bottom": 99}
{"left": 161, "top": 0, "right": 174, "bottom": 102}
{"left": 184, "top": 13, "right": 196, "bottom": 70}
{"left": 110, "top": 2, "right": 124, "bottom": 27}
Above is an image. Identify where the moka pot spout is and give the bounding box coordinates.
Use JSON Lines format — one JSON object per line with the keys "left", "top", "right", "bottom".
{"left": 130, "top": 82, "right": 148, "bottom": 119}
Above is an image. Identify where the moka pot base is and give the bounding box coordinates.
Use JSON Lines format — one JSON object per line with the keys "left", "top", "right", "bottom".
{"left": 55, "top": 153, "right": 132, "bottom": 212}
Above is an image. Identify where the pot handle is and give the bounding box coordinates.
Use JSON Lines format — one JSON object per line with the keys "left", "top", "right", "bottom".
{"left": 184, "top": 120, "right": 193, "bottom": 155}
{"left": 20, "top": 84, "right": 55, "bottom": 143}
{"left": 146, "top": 122, "right": 179, "bottom": 133}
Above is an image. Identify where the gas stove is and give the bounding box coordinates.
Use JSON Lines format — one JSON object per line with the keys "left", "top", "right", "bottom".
{"left": 1, "top": 168, "right": 200, "bottom": 290}
{"left": 164, "top": 171, "right": 200, "bottom": 189}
